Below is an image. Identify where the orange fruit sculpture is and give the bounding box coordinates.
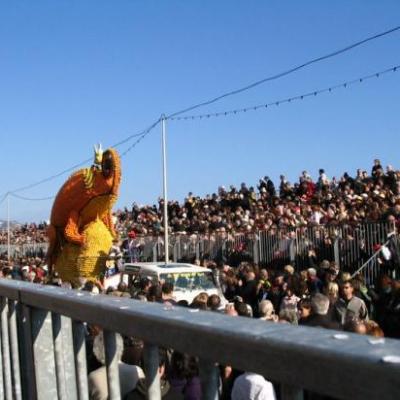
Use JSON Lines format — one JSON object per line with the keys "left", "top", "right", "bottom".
{"left": 47, "top": 146, "right": 121, "bottom": 283}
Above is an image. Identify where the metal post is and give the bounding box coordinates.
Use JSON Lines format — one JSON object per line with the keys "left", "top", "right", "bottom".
{"left": 267, "top": 232, "right": 273, "bottom": 264}
{"left": 8, "top": 300, "right": 22, "bottom": 400}
{"left": 1, "top": 297, "right": 12, "bottom": 400}
{"left": 52, "top": 313, "right": 74, "bottom": 400}
{"left": 152, "top": 243, "right": 158, "bottom": 263}
{"left": 72, "top": 321, "right": 89, "bottom": 400}
{"left": 259, "top": 231, "right": 264, "bottom": 265}
{"left": 31, "top": 308, "right": 58, "bottom": 399}
{"left": 221, "top": 238, "right": 227, "bottom": 264}
{"left": 289, "top": 238, "right": 296, "bottom": 265}
{"left": 173, "top": 242, "right": 178, "bottom": 262}
{"left": 196, "top": 237, "right": 200, "bottom": 261}
{"left": 104, "top": 330, "right": 121, "bottom": 400}
{"left": 60, "top": 316, "right": 78, "bottom": 400}
{"left": 199, "top": 359, "right": 219, "bottom": 400}
{"left": 161, "top": 115, "right": 169, "bottom": 264}
{"left": 20, "top": 305, "right": 37, "bottom": 400}
{"left": 253, "top": 234, "right": 260, "bottom": 264}
{"left": 143, "top": 344, "right": 161, "bottom": 400}
{"left": 334, "top": 237, "right": 340, "bottom": 269}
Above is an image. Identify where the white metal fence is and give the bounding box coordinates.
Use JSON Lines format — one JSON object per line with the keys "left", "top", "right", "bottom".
{"left": 131, "top": 222, "right": 397, "bottom": 273}
{"left": 2, "top": 222, "right": 398, "bottom": 286}
{"left": 0, "top": 243, "right": 48, "bottom": 259}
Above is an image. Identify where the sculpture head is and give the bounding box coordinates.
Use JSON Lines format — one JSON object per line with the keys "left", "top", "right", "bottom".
{"left": 92, "top": 147, "right": 121, "bottom": 196}
{"left": 103, "top": 148, "right": 121, "bottom": 196}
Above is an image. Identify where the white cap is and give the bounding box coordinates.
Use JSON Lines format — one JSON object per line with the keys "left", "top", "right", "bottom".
{"left": 232, "top": 373, "right": 276, "bottom": 400}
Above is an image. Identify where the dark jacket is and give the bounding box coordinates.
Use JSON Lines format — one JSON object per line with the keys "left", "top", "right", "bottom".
{"left": 124, "top": 378, "right": 176, "bottom": 400}
{"left": 240, "top": 279, "right": 259, "bottom": 315}
{"left": 300, "top": 313, "right": 342, "bottom": 330}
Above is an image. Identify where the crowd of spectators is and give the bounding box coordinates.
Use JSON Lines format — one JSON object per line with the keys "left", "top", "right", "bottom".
{"left": 0, "top": 222, "right": 48, "bottom": 245}
{"left": 116, "top": 159, "right": 400, "bottom": 237}
{"left": 1, "top": 249, "right": 399, "bottom": 398}
{"left": 2, "top": 160, "right": 400, "bottom": 246}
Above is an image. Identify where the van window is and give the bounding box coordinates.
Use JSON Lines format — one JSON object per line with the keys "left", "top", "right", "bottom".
{"left": 160, "top": 271, "right": 215, "bottom": 291}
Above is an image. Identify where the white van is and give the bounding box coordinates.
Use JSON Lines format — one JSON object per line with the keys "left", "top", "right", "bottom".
{"left": 119, "top": 262, "right": 226, "bottom": 305}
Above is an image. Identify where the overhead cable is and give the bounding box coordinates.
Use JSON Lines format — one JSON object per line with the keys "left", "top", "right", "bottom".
{"left": 9, "top": 193, "right": 55, "bottom": 201}
{"left": 121, "top": 118, "right": 161, "bottom": 157}
{"left": 112, "top": 119, "right": 161, "bottom": 148}
{"left": 168, "top": 65, "right": 399, "bottom": 121}
{"left": 7, "top": 158, "right": 93, "bottom": 195}
{"left": 167, "top": 25, "right": 400, "bottom": 119}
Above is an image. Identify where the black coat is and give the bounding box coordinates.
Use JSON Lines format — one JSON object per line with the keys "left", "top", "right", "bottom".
{"left": 300, "top": 314, "right": 342, "bottom": 331}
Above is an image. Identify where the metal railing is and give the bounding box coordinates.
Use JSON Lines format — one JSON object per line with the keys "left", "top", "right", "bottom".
{"left": 351, "top": 233, "right": 399, "bottom": 284}
{"left": 3, "top": 222, "right": 398, "bottom": 283}
{"left": 130, "top": 222, "right": 397, "bottom": 273}
{"left": 0, "top": 243, "right": 48, "bottom": 259}
{"left": 351, "top": 247, "right": 384, "bottom": 286}
{"left": 0, "top": 279, "right": 400, "bottom": 400}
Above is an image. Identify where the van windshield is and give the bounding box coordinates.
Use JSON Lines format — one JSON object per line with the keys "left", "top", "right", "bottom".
{"left": 160, "top": 271, "right": 216, "bottom": 291}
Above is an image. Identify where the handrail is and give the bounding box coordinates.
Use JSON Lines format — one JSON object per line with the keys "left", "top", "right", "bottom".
{"left": 350, "top": 232, "right": 396, "bottom": 279}
{"left": 350, "top": 240, "right": 388, "bottom": 279}
{"left": 0, "top": 279, "right": 400, "bottom": 399}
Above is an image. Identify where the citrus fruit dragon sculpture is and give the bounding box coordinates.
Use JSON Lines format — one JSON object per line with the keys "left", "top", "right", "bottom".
{"left": 47, "top": 145, "right": 121, "bottom": 283}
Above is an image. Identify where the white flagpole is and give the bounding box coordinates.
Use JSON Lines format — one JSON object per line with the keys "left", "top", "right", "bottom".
{"left": 161, "top": 115, "right": 169, "bottom": 263}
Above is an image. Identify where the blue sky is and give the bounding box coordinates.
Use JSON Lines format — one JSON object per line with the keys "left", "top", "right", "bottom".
{"left": 0, "top": 1, "right": 399, "bottom": 222}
